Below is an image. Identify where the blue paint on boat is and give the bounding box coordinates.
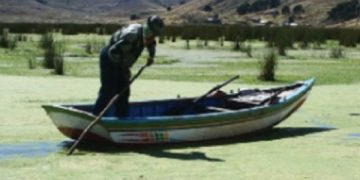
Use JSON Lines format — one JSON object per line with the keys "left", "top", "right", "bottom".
{"left": 0, "top": 141, "right": 67, "bottom": 159}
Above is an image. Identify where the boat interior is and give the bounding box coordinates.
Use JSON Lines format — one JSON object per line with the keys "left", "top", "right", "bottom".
{"left": 69, "top": 82, "right": 303, "bottom": 118}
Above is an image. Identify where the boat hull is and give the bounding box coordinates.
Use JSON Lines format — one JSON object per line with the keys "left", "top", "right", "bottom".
{"left": 43, "top": 79, "right": 314, "bottom": 144}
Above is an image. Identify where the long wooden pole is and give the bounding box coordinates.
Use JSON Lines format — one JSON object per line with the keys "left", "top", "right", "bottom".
{"left": 67, "top": 65, "right": 147, "bottom": 155}
{"left": 192, "top": 75, "right": 240, "bottom": 104}
{"left": 166, "top": 75, "right": 239, "bottom": 115}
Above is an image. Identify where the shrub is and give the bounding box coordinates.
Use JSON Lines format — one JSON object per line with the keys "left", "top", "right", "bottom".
{"left": 158, "top": 35, "right": 165, "bottom": 44}
{"left": 85, "top": 37, "right": 105, "bottom": 54}
{"left": 339, "top": 29, "right": 359, "bottom": 47}
{"left": 281, "top": 5, "right": 291, "bottom": 15}
{"left": 236, "top": 0, "right": 281, "bottom": 15}
{"left": 233, "top": 39, "right": 241, "bottom": 51}
{"left": 253, "top": 0, "right": 280, "bottom": 11}
{"left": 171, "top": 36, "right": 177, "bottom": 42}
{"left": 271, "top": 28, "right": 294, "bottom": 56}
{"left": 233, "top": 36, "right": 245, "bottom": 51}
{"left": 36, "top": 0, "right": 47, "bottom": 5}
{"left": 204, "top": 40, "right": 208, "bottom": 46}
{"left": 277, "top": 43, "right": 286, "bottom": 56}
{"left": 85, "top": 41, "right": 93, "bottom": 54}
{"left": 0, "top": 29, "right": 18, "bottom": 50}
{"left": 293, "top": 4, "right": 305, "bottom": 15}
{"left": 130, "top": 14, "right": 140, "bottom": 20}
{"left": 196, "top": 38, "right": 203, "bottom": 48}
{"left": 39, "top": 31, "right": 54, "bottom": 49}
{"left": 95, "top": 27, "right": 106, "bottom": 35}
{"left": 329, "top": 45, "right": 345, "bottom": 59}
{"left": 202, "top": 5, "right": 213, "bottom": 12}
{"left": 288, "top": 15, "right": 295, "bottom": 23}
{"left": 237, "top": 41, "right": 252, "bottom": 57}
{"left": 219, "top": 36, "right": 224, "bottom": 47}
{"left": 328, "top": 0, "right": 359, "bottom": 21}
{"left": 237, "top": 3, "right": 251, "bottom": 15}
{"left": 299, "top": 41, "right": 309, "bottom": 49}
{"left": 252, "top": 0, "right": 270, "bottom": 12}
{"left": 45, "top": 42, "right": 65, "bottom": 75}
{"left": 43, "top": 43, "right": 56, "bottom": 69}
{"left": 16, "top": 34, "right": 28, "bottom": 42}
{"left": 244, "top": 43, "right": 253, "bottom": 58}
{"left": 270, "top": 0, "right": 281, "bottom": 8}
{"left": 259, "top": 48, "right": 278, "bottom": 81}
{"left": 53, "top": 44, "right": 65, "bottom": 75}
{"left": 40, "top": 32, "right": 55, "bottom": 68}
{"left": 41, "top": 32, "right": 65, "bottom": 75}
{"left": 27, "top": 55, "right": 37, "bottom": 69}
{"left": 185, "top": 39, "right": 190, "bottom": 49}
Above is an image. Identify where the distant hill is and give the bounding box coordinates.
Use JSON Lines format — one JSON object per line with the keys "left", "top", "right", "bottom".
{"left": 0, "top": 0, "right": 360, "bottom": 26}
{"left": 0, "top": 0, "right": 182, "bottom": 23}
{"left": 164, "top": 0, "right": 360, "bottom": 26}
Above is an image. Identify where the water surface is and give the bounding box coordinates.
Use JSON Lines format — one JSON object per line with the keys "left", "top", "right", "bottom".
{"left": 0, "top": 141, "right": 68, "bottom": 159}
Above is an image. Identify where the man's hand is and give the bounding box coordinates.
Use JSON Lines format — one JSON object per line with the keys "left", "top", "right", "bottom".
{"left": 146, "top": 57, "right": 154, "bottom": 66}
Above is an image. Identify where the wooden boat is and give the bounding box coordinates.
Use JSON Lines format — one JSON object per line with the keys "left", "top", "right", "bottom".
{"left": 42, "top": 78, "right": 315, "bottom": 144}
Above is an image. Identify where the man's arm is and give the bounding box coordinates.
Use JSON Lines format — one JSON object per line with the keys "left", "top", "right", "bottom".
{"left": 146, "top": 41, "right": 156, "bottom": 66}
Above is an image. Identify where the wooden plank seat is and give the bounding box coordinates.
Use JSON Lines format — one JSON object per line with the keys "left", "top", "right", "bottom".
{"left": 206, "top": 106, "right": 235, "bottom": 112}
{"left": 228, "top": 98, "right": 262, "bottom": 106}
{"left": 228, "top": 90, "right": 284, "bottom": 107}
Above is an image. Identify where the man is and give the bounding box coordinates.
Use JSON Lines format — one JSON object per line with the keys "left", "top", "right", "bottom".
{"left": 93, "top": 15, "right": 165, "bottom": 117}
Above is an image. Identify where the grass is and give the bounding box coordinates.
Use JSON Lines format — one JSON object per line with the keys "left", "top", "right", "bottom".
{"left": 0, "top": 34, "right": 359, "bottom": 179}
{"left": 1, "top": 37, "right": 360, "bottom": 85}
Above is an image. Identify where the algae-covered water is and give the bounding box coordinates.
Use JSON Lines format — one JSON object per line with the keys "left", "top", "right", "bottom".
{"left": 0, "top": 75, "right": 359, "bottom": 179}
{"left": 0, "top": 141, "right": 66, "bottom": 159}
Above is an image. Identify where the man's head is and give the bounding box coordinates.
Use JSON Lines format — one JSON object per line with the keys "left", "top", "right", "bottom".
{"left": 143, "top": 15, "right": 164, "bottom": 39}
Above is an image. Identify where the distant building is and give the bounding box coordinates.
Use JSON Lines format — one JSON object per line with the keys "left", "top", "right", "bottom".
{"left": 252, "top": 18, "right": 274, "bottom": 26}
{"left": 282, "top": 22, "right": 299, "bottom": 27}
{"left": 206, "top": 15, "right": 222, "bottom": 24}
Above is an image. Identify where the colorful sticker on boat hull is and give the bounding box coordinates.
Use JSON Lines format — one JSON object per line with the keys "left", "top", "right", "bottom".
{"left": 112, "top": 132, "right": 170, "bottom": 143}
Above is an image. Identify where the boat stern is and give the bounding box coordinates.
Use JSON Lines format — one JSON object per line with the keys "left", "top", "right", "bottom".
{"left": 42, "top": 104, "right": 112, "bottom": 143}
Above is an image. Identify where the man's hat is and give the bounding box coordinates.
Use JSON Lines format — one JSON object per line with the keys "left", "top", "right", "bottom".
{"left": 145, "top": 15, "right": 164, "bottom": 36}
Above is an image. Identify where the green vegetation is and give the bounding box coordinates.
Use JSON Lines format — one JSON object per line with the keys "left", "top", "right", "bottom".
{"left": 0, "top": 29, "right": 18, "bottom": 50}
{"left": 1, "top": 34, "right": 360, "bottom": 85}
{"left": 39, "top": 32, "right": 65, "bottom": 75}
{"left": 84, "top": 36, "right": 105, "bottom": 54}
{"left": 329, "top": 45, "right": 345, "bottom": 59}
{"left": 259, "top": 48, "right": 278, "bottom": 81}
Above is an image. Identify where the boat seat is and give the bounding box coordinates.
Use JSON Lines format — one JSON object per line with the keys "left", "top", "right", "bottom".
{"left": 206, "top": 106, "right": 235, "bottom": 112}
{"left": 228, "top": 98, "right": 261, "bottom": 106}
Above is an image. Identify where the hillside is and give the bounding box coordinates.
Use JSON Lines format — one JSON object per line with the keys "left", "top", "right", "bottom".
{"left": 0, "top": 0, "right": 359, "bottom": 26}
{"left": 0, "top": 0, "right": 182, "bottom": 23}
{"left": 164, "top": 0, "right": 359, "bottom": 26}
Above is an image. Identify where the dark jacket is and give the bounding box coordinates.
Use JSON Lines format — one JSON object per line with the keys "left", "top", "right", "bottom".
{"left": 107, "top": 24, "right": 156, "bottom": 68}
